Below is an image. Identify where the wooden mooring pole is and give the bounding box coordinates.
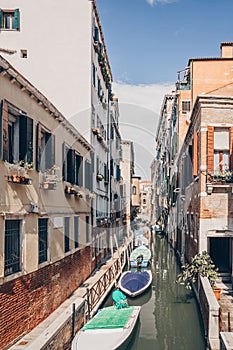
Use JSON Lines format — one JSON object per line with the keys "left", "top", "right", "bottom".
{"left": 228, "top": 311, "right": 231, "bottom": 332}
{"left": 86, "top": 287, "right": 91, "bottom": 321}
{"left": 71, "top": 303, "right": 75, "bottom": 339}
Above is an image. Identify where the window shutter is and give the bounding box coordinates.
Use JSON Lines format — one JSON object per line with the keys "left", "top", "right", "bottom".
{"left": 76, "top": 154, "right": 83, "bottom": 187}
{"left": 230, "top": 127, "right": 233, "bottom": 170}
{"left": 85, "top": 160, "right": 92, "bottom": 190}
{"left": 94, "top": 26, "right": 99, "bottom": 42}
{"left": 51, "top": 134, "right": 55, "bottom": 167}
{"left": 36, "top": 123, "right": 42, "bottom": 171}
{"left": 62, "top": 142, "right": 66, "bottom": 179}
{"left": 0, "top": 10, "right": 3, "bottom": 29}
{"left": 104, "top": 163, "right": 109, "bottom": 183}
{"left": 193, "top": 131, "right": 198, "bottom": 176}
{"left": 90, "top": 151, "right": 94, "bottom": 173}
{"left": 14, "top": 9, "right": 20, "bottom": 30}
{"left": 1, "top": 100, "right": 9, "bottom": 161}
{"left": 67, "top": 149, "right": 75, "bottom": 184}
{"left": 207, "top": 126, "right": 214, "bottom": 173}
{"left": 110, "top": 159, "right": 114, "bottom": 176}
{"left": 19, "top": 115, "right": 33, "bottom": 164}
{"left": 116, "top": 165, "right": 121, "bottom": 181}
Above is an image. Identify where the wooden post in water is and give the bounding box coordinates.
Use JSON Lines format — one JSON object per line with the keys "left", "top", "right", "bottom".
{"left": 228, "top": 311, "right": 231, "bottom": 332}
{"left": 86, "top": 287, "right": 91, "bottom": 320}
{"left": 72, "top": 303, "right": 75, "bottom": 339}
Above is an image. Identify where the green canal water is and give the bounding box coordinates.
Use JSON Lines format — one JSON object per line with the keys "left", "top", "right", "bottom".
{"left": 104, "top": 236, "right": 206, "bottom": 350}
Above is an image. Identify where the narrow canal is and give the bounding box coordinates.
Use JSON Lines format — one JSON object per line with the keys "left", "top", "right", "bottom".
{"left": 104, "top": 236, "right": 206, "bottom": 349}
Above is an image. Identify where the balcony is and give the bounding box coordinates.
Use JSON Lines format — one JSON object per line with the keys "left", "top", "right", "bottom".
{"left": 208, "top": 171, "right": 233, "bottom": 184}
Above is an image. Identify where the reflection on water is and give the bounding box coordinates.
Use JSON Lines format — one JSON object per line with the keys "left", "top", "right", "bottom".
{"left": 104, "top": 236, "right": 206, "bottom": 350}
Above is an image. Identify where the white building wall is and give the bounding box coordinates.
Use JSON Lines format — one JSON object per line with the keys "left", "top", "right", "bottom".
{"left": 0, "top": 0, "right": 92, "bottom": 121}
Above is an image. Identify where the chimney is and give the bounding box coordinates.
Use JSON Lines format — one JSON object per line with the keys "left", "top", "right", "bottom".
{"left": 220, "top": 42, "right": 233, "bottom": 58}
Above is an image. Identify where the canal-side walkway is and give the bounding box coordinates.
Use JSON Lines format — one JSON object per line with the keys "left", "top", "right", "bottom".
{"left": 217, "top": 281, "right": 233, "bottom": 332}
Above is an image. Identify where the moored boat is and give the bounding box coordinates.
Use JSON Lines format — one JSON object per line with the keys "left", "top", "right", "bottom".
{"left": 118, "top": 270, "right": 152, "bottom": 297}
{"left": 130, "top": 245, "right": 151, "bottom": 268}
{"left": 71, "top": 305, "right": 141, "bottom": 350}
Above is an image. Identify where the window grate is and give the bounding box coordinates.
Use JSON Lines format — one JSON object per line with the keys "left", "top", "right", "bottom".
{"left": 4, "top": 220, "right": 20, "bottom": 276}
{"left": 38, "top": 218, "right": 48, "bottom": 264}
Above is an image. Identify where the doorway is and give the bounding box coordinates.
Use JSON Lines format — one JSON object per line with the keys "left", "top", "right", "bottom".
{"left": 209, "top": 237, "right": 231, "bottom": 273}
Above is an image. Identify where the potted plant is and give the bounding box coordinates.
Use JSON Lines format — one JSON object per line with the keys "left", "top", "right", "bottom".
{"left": 176, "top": 251, "right": 220, "bottom": 298}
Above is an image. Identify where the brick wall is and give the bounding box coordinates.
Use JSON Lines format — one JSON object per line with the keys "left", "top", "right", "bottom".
{"left": 40, "top": 302, "right": 85, "bottom": 350}
{"left": 0, "top": 246, "right": 91, "bottom": 350}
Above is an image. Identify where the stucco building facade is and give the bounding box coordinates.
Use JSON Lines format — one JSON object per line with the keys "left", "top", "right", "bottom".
{"left": 0, "top": 55, "right": 95, "bottom": 349}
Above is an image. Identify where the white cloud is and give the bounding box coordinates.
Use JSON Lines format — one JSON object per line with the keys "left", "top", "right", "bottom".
{"left": 112, "top": 82, "right": 174, "bottom": 179}
{"left": 112, "top": 81, "right": 174, "bottom": 115}
{"left": 146, "top": 0, "right": 155, "bottom": 6}
{"left": 146, "top": 0, "right": 178, "bottom": 6}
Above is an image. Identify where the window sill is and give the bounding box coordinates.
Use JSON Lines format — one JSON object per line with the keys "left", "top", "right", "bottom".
{"left": 1, "top": 28, "right": 19, "bottom": 31}
{"left": 0, "top": 270, "right": 22, "bottom": 285}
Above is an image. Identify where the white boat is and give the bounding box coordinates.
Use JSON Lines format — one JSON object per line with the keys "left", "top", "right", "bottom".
{"left": 71, "top": 305, "right": 141, "bottom": 350}
{"left": 118, "top": 270, "right": 152, "bottom": 297}
{"left": 130, "top": 245, "right": 151, "bottom": 268}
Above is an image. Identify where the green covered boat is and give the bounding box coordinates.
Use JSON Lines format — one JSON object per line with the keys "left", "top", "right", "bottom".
{"left": 71, "top": 305, "right": 141, "bottom": 350}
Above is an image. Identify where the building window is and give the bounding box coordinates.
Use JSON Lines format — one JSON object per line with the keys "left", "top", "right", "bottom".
{"left": 132, "top": 186, "right": 136, "bottom": 195}
{"left": 1, "top": 100, "right": 33, "bottom": 165}
{"left": 21, "top": 49, "right": 27, "bottom": 58}
{"left": 0, "top": 9, "right": 20, "bottom": 30}
{"left": 92, "top": 64, "right": 96, "bottom": 87}
{"left": 86, "top": 216, "right": 90, "bottom": 243}
{"left": 93, "top": 26, "right": 99, "bottom": 42}
{"left": 214, "top": 128, "right": 230, "bottom": 172}
{"left": 5, "top": 220, "right": 21, "bottom": 276}
{"left": 97, "top": 78, "right": 101, "bottom": 98}
{"left": 64, "top": 217, "right": 70, "bottom": 253}
{"left": 181, "top": 101, "right": 191, "bottom": 114}
{"left": 116, "top": 165, "right": 121, "bottom": 181}
{"left": 38, "top": 218, "right": 48, "bottom": 264}
{"left": 74, "top": 216, "right": 79, "bottom": 249}
{"left": 37, "top": 123, "right": 55, "bottom": 172}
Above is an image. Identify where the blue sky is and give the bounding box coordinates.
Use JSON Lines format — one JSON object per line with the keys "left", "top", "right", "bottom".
{"left": 96, "top": 0, "right": 233, "bottom": 179}
{"left": 97, "top": 0, "right": 233, "bottom": 85}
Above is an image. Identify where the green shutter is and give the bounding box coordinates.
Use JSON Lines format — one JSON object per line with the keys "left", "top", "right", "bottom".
{"left": 14, "top": 9, "right": 20, "bottom": 30}
{"left": 2, "top": 100, "right": 9, "bottom": 161}
{"left": 67, "top": 149, "right": 75, "bottom": 184}
{"left": 0, "top": 10, "right": 3, "bottom": 29}
{"left": 76, "top": 154, "right": 83, "bottom": 187}
{"left": 36, "top": 123, "right": 42, "bottom": 171}
{"left": 19, "top": 115, "right": 33, "bottom": 164}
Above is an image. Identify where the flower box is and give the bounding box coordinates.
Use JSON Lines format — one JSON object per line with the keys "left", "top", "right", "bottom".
{"left": 8, "top": 174, "right": 31, "bottom": 185}
{"left": 41, "top": 182, "right": 57, "bottom": 190}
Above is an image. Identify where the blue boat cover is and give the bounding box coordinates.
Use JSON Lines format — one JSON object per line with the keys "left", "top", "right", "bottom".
{"left": 121, "top": 271, "right": 151, "bottom": 293}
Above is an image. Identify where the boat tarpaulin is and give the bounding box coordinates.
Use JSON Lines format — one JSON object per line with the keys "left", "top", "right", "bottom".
{"left": 82, "top": 306, "right": 135, "bottom": 330}
{"left": 121, "top": 271, "right": 151, "bottom": 293}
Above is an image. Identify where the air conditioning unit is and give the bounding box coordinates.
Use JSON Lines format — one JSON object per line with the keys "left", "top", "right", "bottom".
{"left": 31, "top": 203, "right": 39, "bottom": 213}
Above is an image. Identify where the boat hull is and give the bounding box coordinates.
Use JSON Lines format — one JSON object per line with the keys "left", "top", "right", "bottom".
{"left": 119, "top": 270, "right": 152, "bottom": 297}
{"left": 71, "top": 306, "right": 141, "bottom": 350}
